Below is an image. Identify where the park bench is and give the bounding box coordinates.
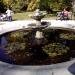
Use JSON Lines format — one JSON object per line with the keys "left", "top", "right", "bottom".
{"left": 56, "top": 12, "right": 73, "bottom": 20}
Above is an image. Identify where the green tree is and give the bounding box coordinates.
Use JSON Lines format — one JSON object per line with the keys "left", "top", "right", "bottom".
{"left": 2, "top": 0, "right": 29, "bottom": 12}
{"left": 3, "top": 0, "right": 13, "bottom": 8}
{"left": 2, "top": 0, "right": 72, "bottom": 12}
{"left": 40, "top": 0, "right": 72, "bottom": 11}
{"left": 60, "top": 0, "right": 72, "bottom": 10}
{"left": 0, "top": 0, "right": 6, "bottom": 12}
{"left": 27, "top": 0, "right": 40, "bottom": 11}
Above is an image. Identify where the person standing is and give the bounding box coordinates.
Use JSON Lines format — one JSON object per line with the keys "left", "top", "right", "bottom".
{"left": 6, "top": 8, "right": 13, "bottom": 21}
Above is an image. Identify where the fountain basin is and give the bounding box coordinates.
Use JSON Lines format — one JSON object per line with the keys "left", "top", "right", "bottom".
{"left": 0, "top": 20, "right": 75, "bottom": 75}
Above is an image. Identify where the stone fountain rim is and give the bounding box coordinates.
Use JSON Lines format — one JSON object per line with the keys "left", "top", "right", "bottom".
{"left": 0, "top": 20, "right": 75, "bottom": 70}
{"left": 0, "top": 28, "right": 75, "bottom": 70}
{"left": 0, "top": 58, "right": 75, "bottom": 70}
{"left": 1, "top": 26, "right": 75, "bottom": 35}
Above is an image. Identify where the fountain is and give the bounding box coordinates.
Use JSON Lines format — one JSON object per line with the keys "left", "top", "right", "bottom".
{"left": 28, "top": 9, "right": 49, "bottom": 45}
{"left": 0, "top": 9, "right": 75, "bottom": 75}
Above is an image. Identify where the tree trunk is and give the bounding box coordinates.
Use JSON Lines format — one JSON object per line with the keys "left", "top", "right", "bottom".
{"left": 72, "top": 0, "right": 75, "bottom": 12}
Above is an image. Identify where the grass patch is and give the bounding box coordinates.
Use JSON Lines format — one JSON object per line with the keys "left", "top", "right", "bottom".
{"left": 13, "top": 12, "right": 56, "bottom": 20}
{"left": 13, "top": 12, "right": 33, "bottom": 20}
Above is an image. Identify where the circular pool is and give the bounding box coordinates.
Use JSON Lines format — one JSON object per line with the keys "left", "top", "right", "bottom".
{"left": 0, "top": 20, "right": 75, "bottom": 75}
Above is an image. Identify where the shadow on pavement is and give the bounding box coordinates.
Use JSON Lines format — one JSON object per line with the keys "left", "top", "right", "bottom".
{"left": 68, "top": 63, "right": 75, "bottom": 75}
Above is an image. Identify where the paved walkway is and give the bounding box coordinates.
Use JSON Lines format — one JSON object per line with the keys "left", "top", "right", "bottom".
{"left": 0, "top": 20, "right": 75, "bottom": 35}
{"left": 0, "top": 58, "right": 74, "bottom": 75}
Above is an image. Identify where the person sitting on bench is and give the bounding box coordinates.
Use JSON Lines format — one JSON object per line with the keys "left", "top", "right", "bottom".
{"left": 61, "top": 8, "right": 69, "bottom": 20}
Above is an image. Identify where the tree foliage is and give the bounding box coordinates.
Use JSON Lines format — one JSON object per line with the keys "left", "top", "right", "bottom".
{"left": 0, "top": 0, "right": 6, "bottom": 12}
{"left": 0, "top": 0, "right": 73, "bottom": 12}
{"left": 27, "top": 0, "right": 40, "bottom": 11}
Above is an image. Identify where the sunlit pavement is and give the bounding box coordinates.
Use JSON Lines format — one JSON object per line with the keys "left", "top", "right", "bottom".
{"left": 0, "top": 58, "right": 75, "bottom": 75}
{"left": 0, "top": 20, "right": 75, "bottom": 35}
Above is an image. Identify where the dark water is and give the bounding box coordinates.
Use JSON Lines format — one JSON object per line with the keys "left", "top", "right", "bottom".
{"left": 0, "top": 47, "right": 14, "bottom": 64}
{"left": 0, "top": 36, "right": 14, "bottom": 64}
{"left": 1, "top": 36, "right": 8, "bottom": 47}
{"left": 0, "top": 29, "right": 75, "bottom": 65}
